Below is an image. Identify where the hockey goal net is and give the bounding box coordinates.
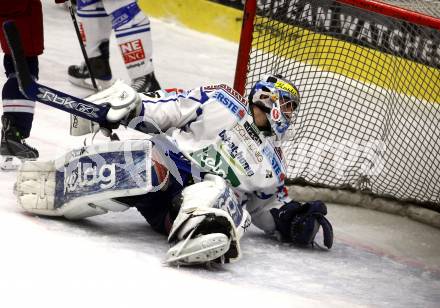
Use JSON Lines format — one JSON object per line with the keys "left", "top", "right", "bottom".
{"left": 234, "top": 0, "right": 440, "bottom": 210}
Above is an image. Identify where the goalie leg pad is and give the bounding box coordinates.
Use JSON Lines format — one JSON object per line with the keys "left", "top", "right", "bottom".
{"left": 15, "top": 140, "right": 153, "bottom": 219}
{"left": 166, "top": 175, "right": 251, "bottom": 265}
{"left": 15, "top": 160, "right": 127, "bottom": 219}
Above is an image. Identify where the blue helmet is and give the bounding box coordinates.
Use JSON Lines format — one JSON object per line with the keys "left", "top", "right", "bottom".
{"left": 249, "top": 74, "right": 300, "bottom": 140}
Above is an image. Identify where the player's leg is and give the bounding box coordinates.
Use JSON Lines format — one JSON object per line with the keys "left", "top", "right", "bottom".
{"left": 165, "top": 174, "right": 252, "bottom": 266}
{"left": 1, "top": 56, "right": 39, "bottom": 161}
{"left": 67, "top": 0, "right": 114, "bottom": 90}
{"left": 117, "top": 175, "right": 187, "bottom": 235}
{"left": 103, "top": 0, "right": 160, "bottom": 93}
{"left": 0, "top": 0, "right": 42, "bottom": 169}
{"left": 115, "top": 146, "right": 186, "bottom": 235}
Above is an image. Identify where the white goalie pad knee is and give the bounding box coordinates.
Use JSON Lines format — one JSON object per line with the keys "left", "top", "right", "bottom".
{"left": 168, "top": 174, "right": 251, "bottom": 263}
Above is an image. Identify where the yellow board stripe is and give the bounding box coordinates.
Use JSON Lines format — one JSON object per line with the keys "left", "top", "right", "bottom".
{"left": 138, "top": 0, "right": 440, "bottom": 103}
{"left": 253, "top": 18, "right": 440, "bottom": 103}
{"left": 138, "top": 0, "right": 243, "bottom": 43}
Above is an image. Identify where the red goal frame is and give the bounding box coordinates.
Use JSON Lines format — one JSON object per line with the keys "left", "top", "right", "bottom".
{"left": 233, "top": 0, "right": 440, "bottom": 96}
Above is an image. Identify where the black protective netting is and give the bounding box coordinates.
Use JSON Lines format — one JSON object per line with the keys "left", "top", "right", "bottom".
{"left": 243, "top": 0, "right": 440, "bottom": 208}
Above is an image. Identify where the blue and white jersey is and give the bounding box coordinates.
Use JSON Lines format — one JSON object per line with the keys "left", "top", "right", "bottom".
{"left": 138, "top": 84, "right": 290, "bottom": 233}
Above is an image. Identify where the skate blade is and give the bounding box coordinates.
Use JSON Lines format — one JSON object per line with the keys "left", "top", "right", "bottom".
{"left": 165, "top": 243, "right": 226, "bottom": 265}
{"left": 165, "top": 241, "right": 229, "bottom": 266}
{"left": 0, "top": 156, "right": 20, "bottom": 171}
{"left": 0, "top": 156, "right": 37, "bottom": 171}
{"left": 68, "top": 75, "right": 114, "bottom": 91}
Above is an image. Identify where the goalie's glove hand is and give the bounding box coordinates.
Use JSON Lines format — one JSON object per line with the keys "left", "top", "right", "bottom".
{"left": 270, "top": 200, "right": 333, "bottom": 249}
{"left": 87, "top": 80, "right": 142, "bottom": 126}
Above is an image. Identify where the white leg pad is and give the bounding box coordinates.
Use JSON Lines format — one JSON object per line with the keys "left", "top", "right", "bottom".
{"left": 166, "top": 175, "right": 251, "bottom": 265}
{"left": 15, "top": 161, "right": 105, "bottom": 218}
{"left": 15, "top": 140, "right": 152, "bottom": 220}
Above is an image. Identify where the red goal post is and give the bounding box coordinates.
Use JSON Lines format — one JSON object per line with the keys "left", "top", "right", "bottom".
{"left": 233, "top": 0, "right": 440, "bottom": 210}
{"left": 234, "top": 0, "right": 440, "bottom": 94}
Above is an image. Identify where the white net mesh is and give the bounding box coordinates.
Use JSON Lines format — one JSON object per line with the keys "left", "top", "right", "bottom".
{"left": 242, "top": 0, "right": 440, "bottom": 210}
{"left": 380, "top": 0, "right": 440, "bottom": 18}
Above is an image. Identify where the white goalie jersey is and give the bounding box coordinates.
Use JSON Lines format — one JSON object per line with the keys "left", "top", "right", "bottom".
{"left": 137, "top": 84, "right": 290, "bottom": 233}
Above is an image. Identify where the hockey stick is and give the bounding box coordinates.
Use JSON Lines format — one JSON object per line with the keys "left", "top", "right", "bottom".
{"left": 2, "top": 21, "right": 110, "bottom": 125}
{"left": 65, "top": 1, "right": 120, "bottom": 140}
{"left": 66, "top": 0, "right": 98, "bottom": 90}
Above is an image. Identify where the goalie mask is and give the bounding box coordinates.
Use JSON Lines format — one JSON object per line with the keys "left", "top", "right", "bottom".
{"left": 249, "top": 75, "right": 300, "bottom": 140}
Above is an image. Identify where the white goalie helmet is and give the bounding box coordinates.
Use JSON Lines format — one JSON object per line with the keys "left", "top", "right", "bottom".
{"left": 249, "top": 74, "right": 300, "bottom": 140}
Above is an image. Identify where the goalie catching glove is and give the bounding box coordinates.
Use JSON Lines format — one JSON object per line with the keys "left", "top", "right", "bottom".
{"left": 270, "top": 200, "right": 333, "bottom": 249}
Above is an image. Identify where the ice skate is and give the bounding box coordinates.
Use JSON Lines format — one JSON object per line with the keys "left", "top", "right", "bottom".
{"left": 67, "top": 41, "right": 113, "bottom": 90}
{"left": 130, "top": 72, "right": 161, "bottom": 93}
{"left": 0, "top": 115, "right": 38, "bottom": 170}
{"left": 166, "top": 231, "right": 231, "bottom": 266}
{"left": 67, "top": 59, "right": 114, "bottom": 90}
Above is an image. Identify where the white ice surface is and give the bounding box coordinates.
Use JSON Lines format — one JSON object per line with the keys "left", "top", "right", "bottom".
{"left": 0, "top": 3, "right": 439, "bottom": 308}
